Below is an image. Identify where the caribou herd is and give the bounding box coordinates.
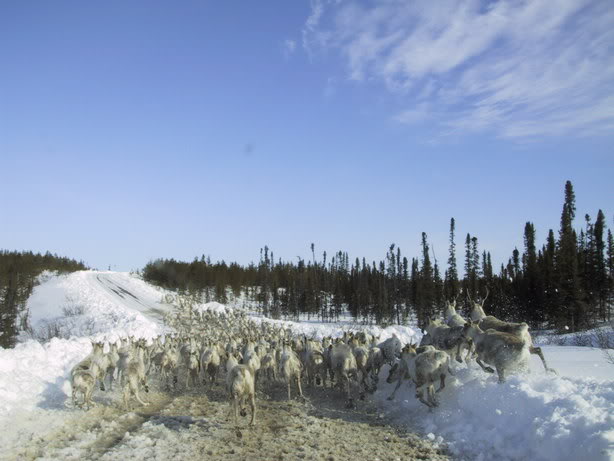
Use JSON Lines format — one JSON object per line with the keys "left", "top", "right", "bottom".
{"left": 70, "top": 291, "right": 556, "bottom": 424}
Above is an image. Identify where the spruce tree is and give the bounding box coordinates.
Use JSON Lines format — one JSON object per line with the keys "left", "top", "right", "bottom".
{"left": 523, "top": 222, "right": 543, "bottom": 326}
{"left": 607, "top": 229, "right": 614, "bottom": 321}
{"left": 445, "top": 218, "right": 460, "bottom": 300}
{"left": 419, "top": 233, "right": 435, "bottom": 328}
{"left": 593, "top": 210, "right": 607, "bottom": 321}
{"left": 464, "top": 233, "right": 473, "bottom": 306}
{"left": 433, "top": 257, "right": 444, "bottom": 314}
{"left": 469, "top": 236, "right": 480, "bottom": 300}
{"left": 541, "top": 229, "right": 559, "bottom": 325}
{"left": 578, "top": 220, "right": 591, "bottom": 312}
{"left": 410, "top": 258, "right": 419, "bottom": 322}
{"left": 485, "top": 252, "right": 493, "bottom": 280}
{"left": 472, "top": 237, "right": 481, "bottom": 277}
{"left": 385, "top": 244, "right": 398, "bottom": 324}
{"left": 402, "top": 256, "right": 409, "bottom": 322}
{"left": 508, "top": 247, "right": 521, "bottom": 319}
{"left": 556, "top": 180, "right": 584, "bottom": 331}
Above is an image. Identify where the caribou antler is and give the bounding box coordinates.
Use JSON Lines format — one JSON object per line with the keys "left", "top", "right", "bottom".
{"left": 452, "top": 290, "right": 462, "bottom": 307}
{"left": 482, "top": 287, "right": 490, "bottom": 305}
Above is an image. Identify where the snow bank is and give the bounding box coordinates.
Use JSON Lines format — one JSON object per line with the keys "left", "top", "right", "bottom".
{"left": 534, "top": 324, "right": 614, "bottom": 349}
{"left": 25, "top": 271, "right": 168, "bottom": 342}
{"left": 249, "top": 314, "right": 419, "bottom": 345}
{"left": 1, "top": 271, "right": 168, "bottom": 420}
{"left": 0, "top": 337, "right": 91, "bottom": 416}
{"left": 375, "top": 347, "right": 614, "bottom": 461}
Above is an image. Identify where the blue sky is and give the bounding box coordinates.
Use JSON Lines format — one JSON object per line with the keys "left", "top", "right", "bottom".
{"left": 1, "top": 0, "right": 612, "bottom": 272}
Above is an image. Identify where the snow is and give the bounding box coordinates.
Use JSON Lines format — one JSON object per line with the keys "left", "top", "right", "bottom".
{"left": 374, "top": 350, "right": 614, "bottom": 461}
{"left": 249, "top": 313, "right": 419, "bottom": 345}
{"left": 1, "top": 270, "right": 613, "bottom": 461}
{"left": 25, "top": 271, "right": 172, "bottom": 341}
{"left": 0, "top": 337, "right": 90, "bottom": 416}
{"left": 0, "top": 271, "right": 175, "bottom": 455}
{"left": 534, "top": 325, "right": 614, "bottom": 349}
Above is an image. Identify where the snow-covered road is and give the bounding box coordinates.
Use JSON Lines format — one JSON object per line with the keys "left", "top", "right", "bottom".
{"left": 0, "top": 272, "right": 448, "bottom": 461}
{"left": 92, "top": 272, "right": 171, "bottom": 325}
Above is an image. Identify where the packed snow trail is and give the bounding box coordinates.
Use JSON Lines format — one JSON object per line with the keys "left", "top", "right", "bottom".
{"left": 3, "top": 380, "right": 448, "bottom": 461}
{"left": 92, "top": 273, "right": 170, "bottom": 325}
{"left": 1, "top": 271, "right": 447, "bottom": 460}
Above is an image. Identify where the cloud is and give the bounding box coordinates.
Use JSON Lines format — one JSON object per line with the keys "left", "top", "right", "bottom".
{"left": 394, "top": 103, "right": 432, "bottom": 125}
{"left": 283, "top": 39, "right": 297, "bottom": 58}
{"left": 302, "top": 0, "right": 341, "bottom": 57}
{"left": 324, "top": 77, "right": 336, "bottom": 98}
{"left": 302, "top": 0, "right": 614, "bottom": 139}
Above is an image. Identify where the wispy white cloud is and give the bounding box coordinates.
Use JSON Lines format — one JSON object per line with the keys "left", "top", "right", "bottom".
{"left": 324, "top": 76, "right": 336, "bottom": 98}
{"left": 302, "top": 0, "right": 614, "bottom": 139}
{"left": 302, "top": 0, "right": 341, "bottom": 57}
{"left": 283, "top": 39, "right": 297, "bottom": 58}
{"left": 394, "top": 103, "right": 432, "bottom": 125}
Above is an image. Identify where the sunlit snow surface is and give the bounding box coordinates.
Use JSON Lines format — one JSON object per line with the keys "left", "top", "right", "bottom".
{"left": 0, "top": 271, "right": 612, "bottom": 461}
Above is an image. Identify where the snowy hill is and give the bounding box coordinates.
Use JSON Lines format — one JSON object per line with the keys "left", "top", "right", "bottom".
{"left": 0, "top": 271, "right": 612, "bottom": 461}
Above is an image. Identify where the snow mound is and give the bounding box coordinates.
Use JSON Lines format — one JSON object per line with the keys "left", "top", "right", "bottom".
{"left": 1, "top": 271, "right": 169, "bottom": 420}
{"left": 0, "top": 337, "right": 90, "bottom": 416}
{"left": 376, "top": 350, "right": 614, "bottom": 461}
{"left": 25, "top": 271, "right": 168, "bottom": 342}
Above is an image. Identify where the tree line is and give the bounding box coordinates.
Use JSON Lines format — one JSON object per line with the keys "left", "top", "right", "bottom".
{"left": 0, "top": 250, "right": 87, "bottom": 348}
{"left": 143, "top": 181, "right": 613, "bottom": 332}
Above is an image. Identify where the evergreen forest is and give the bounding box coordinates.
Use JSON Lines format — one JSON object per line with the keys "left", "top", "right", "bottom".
{"left": 0, "top": 250, "right": 87, "bottom": 347}
{"left": 143, "top": 181, "right": 613, "bottom": 332}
